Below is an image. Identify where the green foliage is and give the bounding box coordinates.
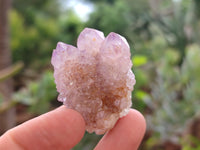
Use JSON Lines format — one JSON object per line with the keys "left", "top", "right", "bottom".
{"left": 85, "top": 0, "right": 115, "bottom": 4}
{"left": 10, "top": 2, "right": 84, "bottom": 69}
{"left": 10, "top": 10, "right": 60, "bottom": 68}
{"left": 146, "top": 44, "right": 200, "bottom": 141}
{"left": 87, "top": 0, "right": 131, "bottom": 35}
{"left": 132, "top": 55, "right": 148, "bottom": 67}
{"left": 13, "top": 0, "right": 61, "bottom": 25}
{"left": 72, "top": 133, "right": 102, "bottom": 150}
{"left": 87, "top": 0, "right": 151, "bottom": 52}
{"left": 14, "top": 71, "right": 57, "bottom": 114}
{"left": 181, "top": 136, "right": 200, "bottom": 150}
{"left": 59, "top": 10, "right": 85, "bottom": 45}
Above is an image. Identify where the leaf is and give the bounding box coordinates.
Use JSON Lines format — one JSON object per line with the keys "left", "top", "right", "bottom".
{"left": 135, "top": 90, "right": 149, "bottom": 100}
{"left": 132, "top": 55, "right": 148, "bottom": 67}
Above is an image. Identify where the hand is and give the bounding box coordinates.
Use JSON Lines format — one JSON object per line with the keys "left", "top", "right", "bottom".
{"left": 0, "top": 106, "right": 146, "bottom": 150}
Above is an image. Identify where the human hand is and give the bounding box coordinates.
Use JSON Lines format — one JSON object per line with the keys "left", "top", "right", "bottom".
{"left": 0, "top": 106, "right": 146, "bottom": 150}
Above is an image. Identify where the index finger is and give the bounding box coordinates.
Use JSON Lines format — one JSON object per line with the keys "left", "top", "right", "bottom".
{"left": 0, "top": 106, "right": 85, "bottom": 150}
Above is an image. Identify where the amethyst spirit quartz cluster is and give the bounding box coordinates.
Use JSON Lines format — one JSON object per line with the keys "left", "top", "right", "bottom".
{"left": 51, "top": 28, "right": 136, "bottom": 134}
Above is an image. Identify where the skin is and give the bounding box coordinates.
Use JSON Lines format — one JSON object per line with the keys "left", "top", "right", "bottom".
{"left": 0, "top": 106, "right": 146, "bottom": 150}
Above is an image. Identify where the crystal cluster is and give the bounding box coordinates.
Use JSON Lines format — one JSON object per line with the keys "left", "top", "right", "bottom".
{"left": 51, "top": 28, "right": 136, "bottom": 134}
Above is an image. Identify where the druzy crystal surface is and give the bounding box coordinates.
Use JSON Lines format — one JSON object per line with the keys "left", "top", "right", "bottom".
{"left": 51, "top": 28, "right": 136, "bottom": 134}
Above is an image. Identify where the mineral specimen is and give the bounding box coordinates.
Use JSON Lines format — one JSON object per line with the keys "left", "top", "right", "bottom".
{"left": 51, "top": 28, "right": 136, "bottom": 134}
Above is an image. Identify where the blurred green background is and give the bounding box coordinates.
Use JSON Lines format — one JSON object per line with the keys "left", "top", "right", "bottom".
{"left": 0, "top": 0, "right": 200, "bottom": 149}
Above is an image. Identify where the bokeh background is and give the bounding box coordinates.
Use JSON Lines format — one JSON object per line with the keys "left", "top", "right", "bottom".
{"left": 0, "top": 0, "right": 200, "bottom": 149}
